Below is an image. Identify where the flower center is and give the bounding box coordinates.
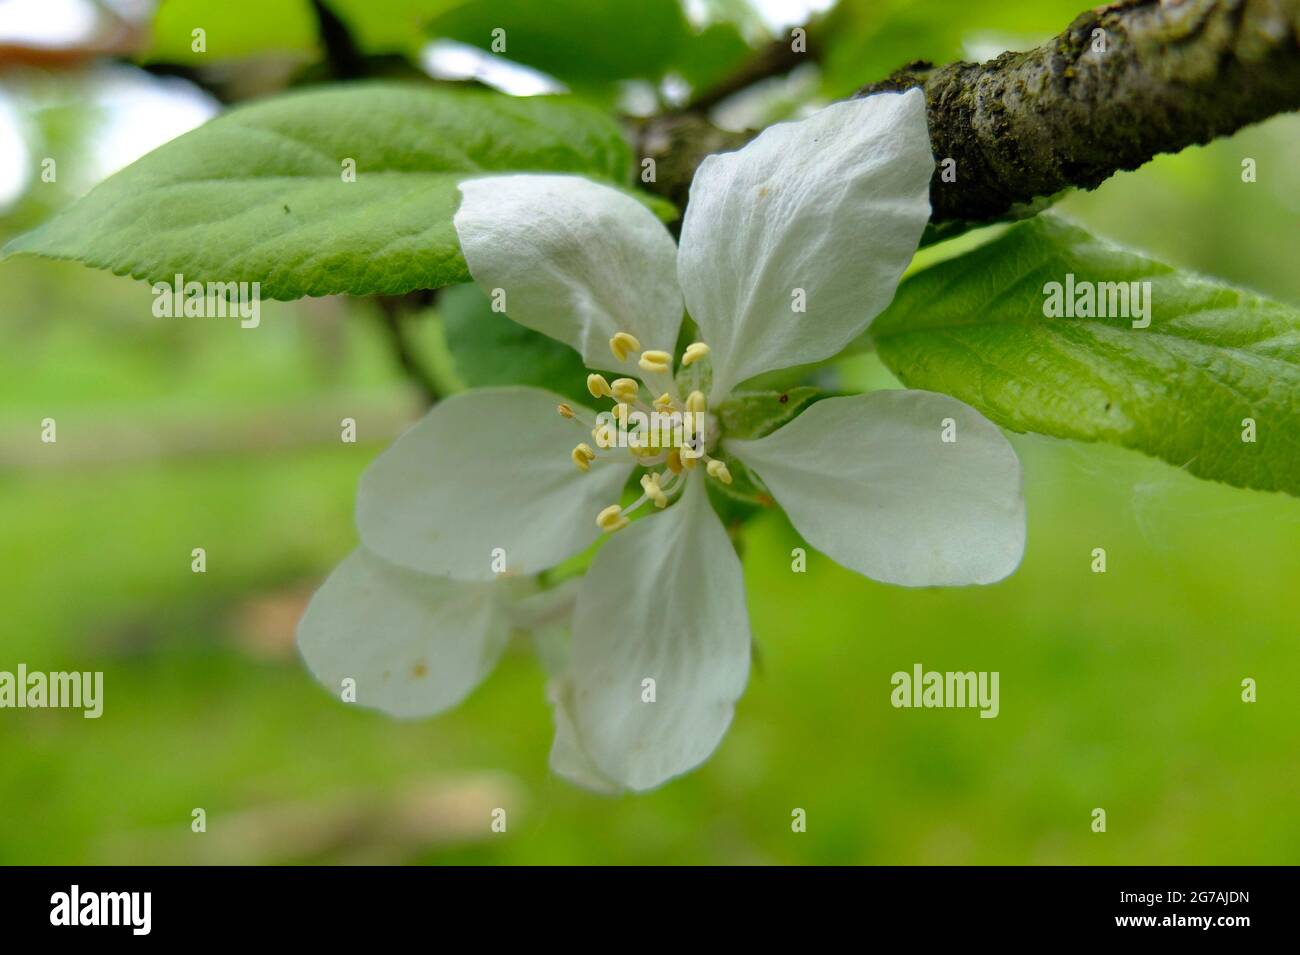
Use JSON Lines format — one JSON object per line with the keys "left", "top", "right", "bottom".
{"left": 558, "top": 330, "right": 733, "bottom": 532}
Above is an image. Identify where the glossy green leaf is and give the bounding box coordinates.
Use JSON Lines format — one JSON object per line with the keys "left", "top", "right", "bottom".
{"left": 4, "top": 84, "right": 633, "bottom": 300}
{"left": 872, "top": 217, "right": 1300, "bottom": 496}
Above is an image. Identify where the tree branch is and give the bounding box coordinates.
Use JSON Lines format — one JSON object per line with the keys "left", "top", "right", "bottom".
{"left": 373, "top": 292, "right": 442, "bottom": 406}
{"left": 639, "top": 0, "right": 1300, "bottom": 230}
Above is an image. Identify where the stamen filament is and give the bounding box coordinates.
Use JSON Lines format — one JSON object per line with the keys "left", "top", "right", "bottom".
{"left": 560, "top": 405, "right": 595, "bottom": 429}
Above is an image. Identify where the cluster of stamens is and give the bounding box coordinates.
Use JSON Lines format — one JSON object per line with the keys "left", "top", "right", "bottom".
{"left": 559, "top": 331, "right": 733, "bottom": 533}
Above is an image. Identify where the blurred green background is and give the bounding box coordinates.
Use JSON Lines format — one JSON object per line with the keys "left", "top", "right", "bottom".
{"left": 1, "top": 0, "right": 1297, "bottom": 864}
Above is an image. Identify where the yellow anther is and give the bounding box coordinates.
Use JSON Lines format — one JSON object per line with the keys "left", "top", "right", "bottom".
{"left": 666, "top": 450, "right": 683, "bottom": 474}
{"left": 638, "top": 350, "right": 672, "bottom": 374}
{"left": 640, "top": 473, "right": 668, "bottom": 508}
{"left": 609, "top": 332, "right": 642, "bottom": 363}
{"left": 653, "top": 392, "right": 677, "bottom": 412}
{"left": 611, "top": 377, "right": 640, "bottom": 403}
{"left": 592, "top": 423, "right": 614, "bottom": 448}
{"left": 571, "top": 443, "right": 596, "bottom": 472}
{"left": 597, "top": 504, "right": 629, "bottom": 532}
{"left": 706, "top": 459, "right": 732, "bottom": 485}
{"left": 685, "top": 390, "right": 707, "bottom": 413}
{"left": 587, "top": 374, "right": 613, "bottom": 399}
{"left": 682, "top": 342, "right": 711, "bottom": 366}
{"left": 682, "top": 453, "right": 698, "bottom": 470}
{"left": 557, "top": 403, "right": 575, "bottom": 419}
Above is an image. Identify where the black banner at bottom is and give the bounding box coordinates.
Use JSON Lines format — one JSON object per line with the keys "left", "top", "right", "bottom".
{"left": 0, "top": 865, "right": 1276, "bottom": 940}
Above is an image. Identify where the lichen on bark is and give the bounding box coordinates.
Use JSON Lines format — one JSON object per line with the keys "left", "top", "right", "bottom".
{"left": 866, "top": 0, "right": 1300, "bottom": 225}
{"left": 641, "top": 0, "right": 1300, "bottom": 230}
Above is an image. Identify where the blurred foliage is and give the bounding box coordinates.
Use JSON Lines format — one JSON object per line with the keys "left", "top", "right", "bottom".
{"left": 138, "top": 0, "right": 759, "bottom": 96}
{"left": 328, "top": 0, "right": 459, "bottom": 58}
{"left": 670, "top": 21, "right": 754, "bottom": 93}
{"left": 1, "top": 0, "right": 1298, "bottom": 865}
{"left": 143, "top": 0, "right": 321, "bottom": 63}
{"left": 427, "top": 0, "right": 690, "bottom": 87}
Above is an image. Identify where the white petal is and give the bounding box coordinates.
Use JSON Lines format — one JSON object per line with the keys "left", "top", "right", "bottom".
{"left": 358, "top": 387, "right": 633, "bottom": 581}
{"left": 677, "top": 91, "right": 933, "bottom": 399}
{"left": 554, "top": 475, "right": 751, "bottom": 791}
{"left": 728, "top": 390, "right": 1025, "bottom": 587}
{"left": 296, "top": 548, "right": 509, "bottom": 719}
{"left": 548, "top": 683, "right": 622, "bottom": 795}
{"left": 455, "top": 175, "right": 683, "bottom": 368}
{"left": 510, "top": 577, "right": 581, "bottom": 677}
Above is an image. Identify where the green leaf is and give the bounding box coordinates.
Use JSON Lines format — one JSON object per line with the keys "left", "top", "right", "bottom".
{"left": 872, "top": 216, "right": 1300, "bottom": 496}
{"left": 3, "top": 83, "right": 634, "bottom": 300}
{"left": 716, "top": 387, "right": 820, "bottom": 440}
{"left": 428, "top": 0, "right": 689, "bottom": 86}
{"left": 439, "top": 283, "right": 591, "bottom": 405}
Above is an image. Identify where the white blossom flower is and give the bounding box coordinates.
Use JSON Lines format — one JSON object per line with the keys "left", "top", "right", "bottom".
{"left": 296, "top": 89, "right": 1026, "bottom": 792}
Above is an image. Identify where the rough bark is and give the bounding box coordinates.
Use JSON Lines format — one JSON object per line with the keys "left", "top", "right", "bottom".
{"left": 639, "top": 0, "right": 1300, "bottom": 229}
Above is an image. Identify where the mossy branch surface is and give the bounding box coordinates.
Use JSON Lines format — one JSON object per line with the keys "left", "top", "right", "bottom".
{"left": 640, "top": 0, "right": 1300, "bottom": 227}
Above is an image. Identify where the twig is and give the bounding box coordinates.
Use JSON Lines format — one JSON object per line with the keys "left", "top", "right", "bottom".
{"left": 685, "top": 18, "right": 823, "bottom": 113}
{"left": 374, "top": 293, "right": 442, "bottom": 406}
{"left": 640, "top": 0, "right": 1300, "bottom": 231}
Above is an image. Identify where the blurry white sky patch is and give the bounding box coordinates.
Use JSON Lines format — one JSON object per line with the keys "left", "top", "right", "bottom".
{"left": 710, "top": 60, "right": 821, "bottom": 131}
{"left": 0, "top": 97, "right": 31, "bottom": 209}
{"left": 749, "top": 0, "right": 834, "bottom": 31}
{"left": 0, "top": 65, "right": 217, "bottom": 210}
{"left": 962, "top": 32, "right": 1046, "bottom": 64}
{"left": 0, "top": 0, "right": 156, "bottom": 47}
{"left": 420, "top": 40, "right": 567, "bottom": 97}
{"left": 0, "top": 0, "right": 101, "bottom": 47}
{"left": 88, "top": 67, "right": 218, "bottom": 180}
{"left": 684, "top": 0, "right": 834, "bottom": 37}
